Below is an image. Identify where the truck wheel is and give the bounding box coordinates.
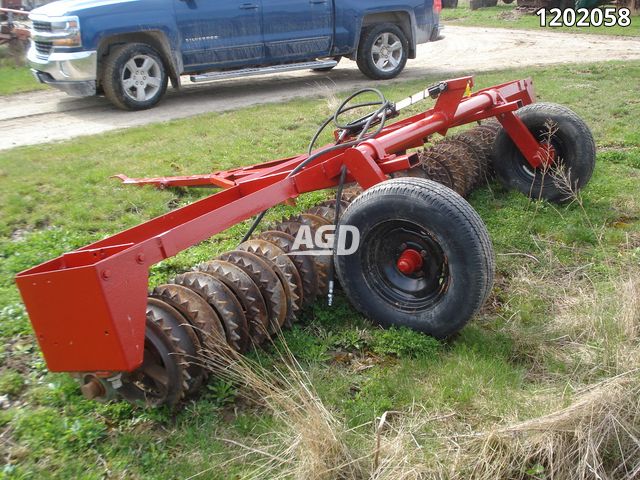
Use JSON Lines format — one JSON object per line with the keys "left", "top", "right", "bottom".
{"left": 357, "top": 23, "right": 408, "bottom": 80}
{"left": 335, "top": 178, "right": 495, "bottom": 339}
{"left": 492, "top": 103, "right": 596, "bottom": 203}
{"left": 103, "top": 43, "right": 168, "bottom": 111}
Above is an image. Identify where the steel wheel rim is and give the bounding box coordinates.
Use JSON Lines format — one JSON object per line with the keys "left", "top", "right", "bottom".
{"left": 121, "top": 54, "right": 162, "bottom": 103}
{"left": 362, "top": 220, "right": 450, "bottom": 311}
{"left": 371, "top": 32, "right": 403, "bottom": 73}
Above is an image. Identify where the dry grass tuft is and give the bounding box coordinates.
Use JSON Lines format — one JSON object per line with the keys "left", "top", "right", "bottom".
{"left": 198, "top": 339, "right": 365, "bottom": 480}
{"left": 548, "top": 267, "right": 640, "bottom": 379}
{"left": 446, "top": 373, "right": 640, "bottom": 480}
{"left": 370, "top": 409, "right": 435, "bottom": 480}
{"left": 619, "top": 275, "right": 640, "bottom": 340}
{"left": 196, "top": 340, "right": 445, "bottom": 479}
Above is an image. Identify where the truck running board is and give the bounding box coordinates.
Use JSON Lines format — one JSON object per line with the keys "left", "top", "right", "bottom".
{"left": 189, "top": 59, "right": 339, "bottom": 83}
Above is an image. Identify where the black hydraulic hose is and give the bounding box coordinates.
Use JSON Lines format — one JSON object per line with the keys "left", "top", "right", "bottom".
{"left": 240, "top": 210, "right": 268, "bottom": 243}
{"left": 241, "top": 88, "right": 392, "bottom": 247}
{"left": 327, "top": 164, "right": 348, "bottom": 307}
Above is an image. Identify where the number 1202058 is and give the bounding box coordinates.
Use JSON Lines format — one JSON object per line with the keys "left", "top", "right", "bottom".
{"left": 536, "top": 7, "right": 632, "bottom": 27}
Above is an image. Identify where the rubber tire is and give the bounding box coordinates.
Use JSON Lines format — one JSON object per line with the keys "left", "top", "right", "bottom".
{"left": 492, "top": 103, "right": 596, "bottom": 203}
{"left": 356, "top": 23, "right": 408, "bottom": 80}
{"left": 442, "top": 0, "right": 459, "bottom": 7}
{"left": 102, "top": 43, "right": 168, "bottom": 111}
{"left": 335, "top": 178, "right": 494, "bottom": 338}
{"left": 312, "top": 56, "right": 341, "bottom": 72}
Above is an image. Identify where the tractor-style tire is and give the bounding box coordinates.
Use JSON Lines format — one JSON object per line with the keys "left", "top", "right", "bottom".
{"left": 492, "top": 103, "right": 596, "bottom": 203}
{"left": 334, "top": 178, "right": 494, "bottom": 339}
{"left": 356, "top": 23, "right": 408, "bottom": 80}
{"left": 102, "top": 43, "right": 168, "bottom": 111}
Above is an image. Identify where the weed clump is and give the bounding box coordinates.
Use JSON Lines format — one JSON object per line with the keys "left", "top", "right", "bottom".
{"left": 371, "top": 327, "right": 441, "bottom": 359}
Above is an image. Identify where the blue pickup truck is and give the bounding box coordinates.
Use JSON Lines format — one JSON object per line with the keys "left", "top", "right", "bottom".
{"left": 28, "top": 0, "right": 442, "bottom": 110}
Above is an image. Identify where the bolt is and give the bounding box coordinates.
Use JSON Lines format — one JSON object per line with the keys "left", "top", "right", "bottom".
{"left": 101, "top": 269, "right": 111, "bottom": 280}
{"left": 400, "top": 243, "right": 407, "bottom": 250}
{"left": 136, "top": 253, "right": 145, "bottom": 264}
{"left": 420, "top": 250, "right": 428, "bottom": 258}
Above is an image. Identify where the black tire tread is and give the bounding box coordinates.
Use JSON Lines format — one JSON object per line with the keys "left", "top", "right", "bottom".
{"left": 492, "top": 102, "right": 596, "bottom": 202}
{"left": 102, "top": 42, "right": 168, "bottom": 111}
{"left": 356, "top": 23, "right": 408, "bottom": 80}
{"left": 337, "top": 178, "right": 494, "bottom": 337}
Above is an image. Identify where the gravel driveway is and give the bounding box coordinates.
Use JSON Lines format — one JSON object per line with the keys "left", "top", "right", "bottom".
{"left": 2, "top": 25, "right": 639, "bottom": 151}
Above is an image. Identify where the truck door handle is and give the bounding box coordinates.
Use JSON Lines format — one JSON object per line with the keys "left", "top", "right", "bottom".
{"left": 240, "top": 3, "right": 259, "bottom": 9}
{"left": 309, "top": 0, "right": 327, "bottom": 3}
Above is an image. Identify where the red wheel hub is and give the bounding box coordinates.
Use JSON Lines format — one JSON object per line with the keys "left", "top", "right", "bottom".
{"left": 396, "top": 249, "right": 423, "bottom": 275}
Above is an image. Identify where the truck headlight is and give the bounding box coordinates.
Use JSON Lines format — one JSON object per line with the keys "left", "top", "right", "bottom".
{"left": 31, "top": 15, "right": 82, "bottom": 49}
{"left": 51, "top": 17, "right": 81, "bottom": 47}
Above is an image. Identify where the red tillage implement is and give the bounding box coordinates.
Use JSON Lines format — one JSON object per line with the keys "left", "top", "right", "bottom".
{"left": 15, "top": 76, "right": 596, "bottom": 406}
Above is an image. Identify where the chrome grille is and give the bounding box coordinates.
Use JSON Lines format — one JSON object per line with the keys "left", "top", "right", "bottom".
{"left": 32, "top": 20, "right": 52, "bottom": 32}
{"left": 34, "top": 40, "right": 53, "bottom": 57}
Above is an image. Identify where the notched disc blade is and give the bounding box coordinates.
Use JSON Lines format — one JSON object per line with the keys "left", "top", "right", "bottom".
{"left": 146, "top": 298, "right": 204, "bottom": 396}
{"left": 218, "top": 250, "right": 287, "bottom": 334}
{"left": 431, "top": 140, "right": 478, "bottom": 197}
{"left": 259, "top": 230, "right": 319, "bottom": 307}
{"left": 117, "top": 299, "right": 190, "bottom": 407}
{"left": 306, "top": 206, "right": 337, "bottom": 224}
{"left": 319, "top": 198, "right": 350, "bottom": 212}
{"left": 238, "top": 239, "right": 303, "bottom": 325}
{"left": 418, "top": 147, "right": 456, "bottom": 192}
{"left": 172, "top": 272, "right": 250, "bottom": 353}
{"left": 341, "top": 186, "right": 363, "bottom": 203}
{"left": 151, "top": 283, "right": 227, "bottom": 353}
{"left": 278, "top": 214, "right": 332, "bottom": 295}
{"left": 197, "top": 259, "right": 270, "bottom": 346}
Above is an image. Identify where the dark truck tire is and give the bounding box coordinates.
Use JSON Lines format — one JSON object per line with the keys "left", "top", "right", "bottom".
{"left": 442, "top": 0, "right": 459, "bottom": 7}
{"left": 356, "top": 23, "right": 408, "bottom": 80}
{"left": 103, "top": 43, "right": 168, "bottom": 111}
{"left": 335, "top": 178, "right": 495, "bottom": 339}
{"left": 492, "top": 103, "right": 596, "bottom": 203}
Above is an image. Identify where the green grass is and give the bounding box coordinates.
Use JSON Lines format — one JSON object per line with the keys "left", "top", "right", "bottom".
{"left": 0, "top": 61, "right": 639, "bottom": 478}
{"left": 441, "top": 1, "right": 640, "bottom": 36}
{"left": 0, "top": 64, "right": 44, "bottom": 96}
{"left": 0, "top": 45, "right": 44, "bottom": 96}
